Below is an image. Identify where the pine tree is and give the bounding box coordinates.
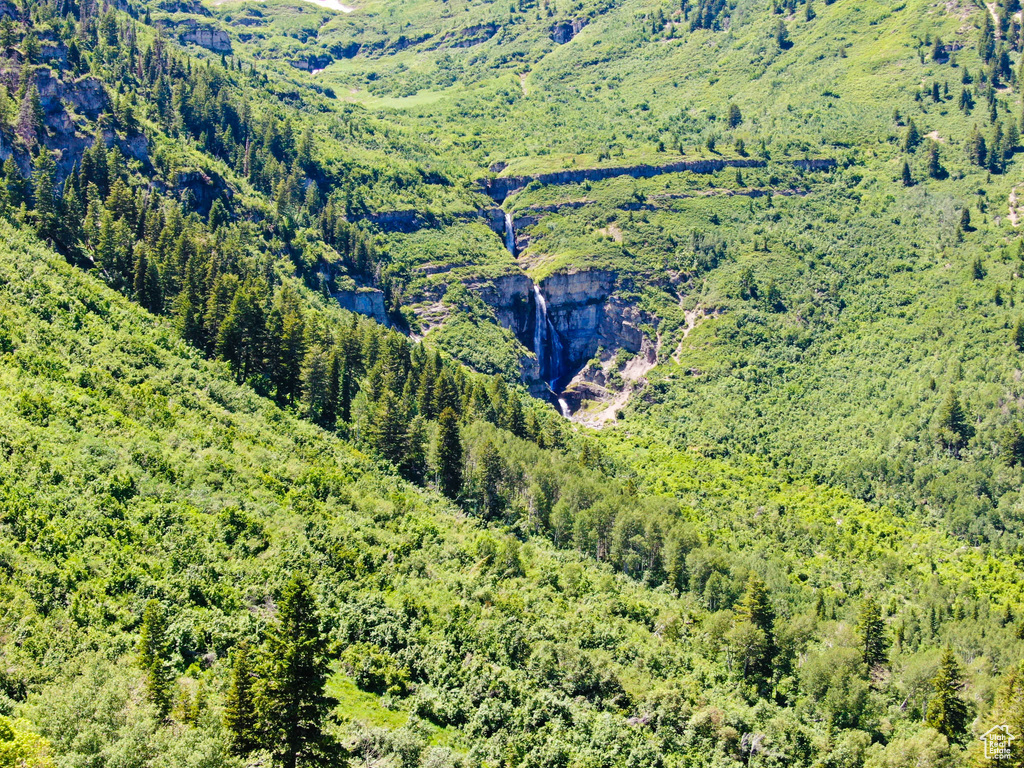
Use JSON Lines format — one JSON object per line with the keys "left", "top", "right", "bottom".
{"left": 857, "top": 597, "right": 887, "bottom": 668}
{"left": 731, "top": 575, "right": 777, "bottom": 692}
{"left": 436, "top": 407, "right": 463, "bottom": 500}
{"left": 938, "top": 389, "right": 971, "bottom": 454}
{"left": 901, "top": 160, "right": 913, "bottom": 187}
{"left": 476, "top": 439, "right": 506, "bottom": 520}
{"left": 968, "top": 126, "right": 987, "bottom": 167}
{"left": 1002, "top": 423, "right": 1024, "bottom": 466}
{"left": 138, "top": 600, "right": 174, "bottom": 719}
{"left": 903, "top": 119, "right": 921, "bottom": 152}
{"left": 961, "top": 207, "right": 972, "bottom": 231}
{"left": 980, "top": 12, "right": 996, "bottom": 63}
{"left": 224, "top": 641, "right": 259, "bottom": 756}
{"left": 1015, "top": 317, "right": 1024, "bottom": 351}
{"left": 257, "top": 574, "right": 334, "bottom": 768}
{"left": 727, "top": 103, "right": 742, "bottom": 128}
{"left": 926, "top": 140, "right": 942, "bottom": 178}
{"left": 926, "top": 647, "right": 970, "bottom": 744}
{"left": 31, "top": 149, "right": 57, "bottom": 241}
{"left": 367, "top": 390, "right": 407, "bottom": 466}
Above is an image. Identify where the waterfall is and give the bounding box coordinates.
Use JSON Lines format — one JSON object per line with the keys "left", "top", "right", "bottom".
{"left": 532, "top": 283, "right": 547, "bottom": 377}
{"left": 533, "top": 283, "right": 570, "bottom": 418}
{"left": 504, "top": 212, "right": 516, "bottom": 256}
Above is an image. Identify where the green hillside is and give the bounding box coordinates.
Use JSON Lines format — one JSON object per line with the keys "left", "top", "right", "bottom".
{"left": 4, "top": 0, "right": 1024, "bottom": 764}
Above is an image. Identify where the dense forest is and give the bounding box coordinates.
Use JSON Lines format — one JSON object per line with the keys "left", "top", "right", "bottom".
{"left": 3, "top": 0, "right": 1024, "bottom": 765}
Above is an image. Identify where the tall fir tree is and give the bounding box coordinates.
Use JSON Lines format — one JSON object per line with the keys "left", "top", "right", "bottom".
{"left": 257, "top": 574, "right": 334, "bottom": 768}
{"left": 436, "top": 407, "right": 463, "bottom": 500}
{"left": 857, "top": 597, "right": 888, "bottom": 668}
{"left": 138, "top": 600, "right": 174, "bottom": 719}
{"left": 926, "top": 647, "right": 970, "bottom": 744}
{"left": 224, "top": 640, "right": 259, "bottom": 756}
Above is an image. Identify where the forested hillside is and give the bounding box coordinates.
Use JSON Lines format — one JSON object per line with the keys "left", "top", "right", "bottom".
{"left": 3, "top": 0, "right": 1024, "bottom": 765}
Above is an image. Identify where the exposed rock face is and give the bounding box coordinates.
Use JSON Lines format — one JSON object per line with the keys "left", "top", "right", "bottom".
{"left": 540, "top": 269, "right": 618, "bottom": 374}
{"left": 175, "top": 19, "right": 232, "bottom": 53}
{"left": 480, "top": 158, "right": 767, "bottom": 201}
{"left": 290, "top": 54, "right": 333, "bottom": 72}
{"left": 551, "top": 18, "right": 587, "bottom": 43}
{"left": 174, "top": 169, "right": 232, "bottom": 216}
{"left": 467, "top": 273, "right": 535, "bottom": 345}
{"left": 333, "top": 288, "right": 391, "bottom": 327}
{"left": 442, "top": 22, "right": 497, "bottom": 48}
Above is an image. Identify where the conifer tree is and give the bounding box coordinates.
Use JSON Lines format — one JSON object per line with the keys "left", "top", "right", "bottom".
{"left": 138, "top": 600, "right": 174, "bottom": 719}
{"left": 31, "top": 149, "right": 57, "bottom": 241}
{"left": 901, "top": 160, "right": 913, "bottom": 187}
{"left": 926, "top": 647, "right": 970, "bottom": 744}
{"left": 903, "top": 119, "right": 921, "bottom": 151}
{"left": 257, "top": 574, "right": 333, "bottom": 768}
{"left": 224, "top": 640, "right": 259, "bottom": 756}
{"left": 926, "top": 140, "right": 942, "bottom": 178}
{"left": 938, "top": 389, "right": 971, "bottom": 454}
{"left": 368, "top": 390, "right": 407, "bottom": 466}
{"left": 730, "top": 575, "right": 777, "bottom": 693}
{"left": 436, "top": 407, "right": 463, "bottom": 500}
{"left": 857, "top": 597, "right": 888, "bottom": 668}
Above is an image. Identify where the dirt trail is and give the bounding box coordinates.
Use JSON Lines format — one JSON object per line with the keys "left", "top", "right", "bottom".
{"left": 672, "top": 308, "right": 705, "bottom": 362}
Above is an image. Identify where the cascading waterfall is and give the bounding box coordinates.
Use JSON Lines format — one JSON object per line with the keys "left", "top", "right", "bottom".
{"left": 504, "top": 212, "right": 516, "bottom": 257}
{"left": 532, "top": 284, "right": 570, "bottom": 417}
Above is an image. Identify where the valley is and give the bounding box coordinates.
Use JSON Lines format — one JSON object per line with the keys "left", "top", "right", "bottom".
{"left": 2, "top": 0, "right": 1024, "bottom": 765}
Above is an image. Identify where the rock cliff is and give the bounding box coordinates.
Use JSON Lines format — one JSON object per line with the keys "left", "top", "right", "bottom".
{"left": 479, "top": 158, "right": 767, "bottom": 201}
{"left": 333, "top": 288, "right": 391, "bottom": 327}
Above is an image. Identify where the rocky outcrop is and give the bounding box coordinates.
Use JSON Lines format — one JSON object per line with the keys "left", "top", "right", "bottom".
{"left": 479, "top": 158, "right": 767, "bottom": 201}
{"left": 441, "top": 23, "right": 497, "bottom": 48}
{"left": 290, "top": 54, "right": 333, "bottom": 72}
{"left": 466, "top": 273, "right": 535, "bottom": 344}
{"left": 333, "top": 289, "right": 391, "bottom": 327}
{"left": 539, "top": 269, "right": 618, "bottom": 375}
{"left": 551, "top": 18, "right": 587, "bottom": 43}
{"left": 174, "top": 169, "right": 232, "bottom": 216}
{"left": 174, "top": 19, "right": 232, "bottom": 53}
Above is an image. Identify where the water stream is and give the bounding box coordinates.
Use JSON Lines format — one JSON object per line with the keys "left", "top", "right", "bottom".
{"left": 507, "top": 213, "right": 569, "bottom": 417}
{"left": 504, "top": 212, "right": 516, "bottom": 257}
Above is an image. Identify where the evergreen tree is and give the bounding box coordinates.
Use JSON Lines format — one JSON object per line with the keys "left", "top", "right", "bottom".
{"left": 401, "top": 415, "right": 428, "bottom": 483}
{"left": 476, "top": 439, "right": 506, "bottom": 520}
{"left": 903, "top": 119, "right": 921, "bottom": 152}
{"left": 133, "top": 244, "right": 162, "bottom": 313}
{"left": 938, "top": 389, "right": 972, "bottom": 454}
{"left": 1002, "top": 423, "right": 1024, "bottom": 466}
{"left": 367, "top": 390, "right": 407, "bottom": 466}
{"left": 857, "top": 597, "right": 887, "bottom": 668}
{"left": 138, "top": 600, "right": 174, "bottom": 719}
{"left": 31, "top": 149, "right": 57, "bottom": 241}
{"left": 727, "top": 103, "right": 742, "bottom": 128}
{"left": 257, "top": 574, "right": 334, "bottom": 768}
{"left": 980, "top": 12, "right": 996, "bottom": 63}
{"left": 901, "top": 160, "right": 913, "bottom": 187}
{"left": 730, "top": 575, "right": 776, "bottom": 693}
{"left": 968, "top": 126, "right": 987, "bottom": 167}
{"left": 224, "top": 640, "right": 259, "bottom": 756}
{"left": 1015, "top": 316, "right": 1024, "bottom": 351}
{"left": 926, "top": 140, "right": 942, "bottom": 178}
{"left": 926, "top": 647, "right": 970, "bottom": 744}
{"left": 436, "top": 407, "right": 463, "bottom": 500}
